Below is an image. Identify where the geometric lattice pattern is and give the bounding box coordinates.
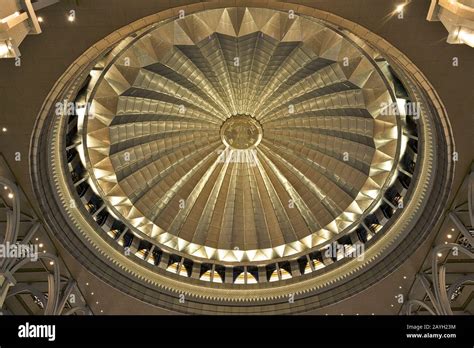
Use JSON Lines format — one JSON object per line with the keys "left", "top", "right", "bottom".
{"left": 80, "top": 8, "right": 400, "bottom": 262}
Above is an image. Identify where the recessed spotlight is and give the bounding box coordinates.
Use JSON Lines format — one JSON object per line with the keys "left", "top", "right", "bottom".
{"left": 2, "top": 127, "right": 7, "bottom": 132}
{"left": 37, "top": 16, "right": 44, "bottom": 23}
{"left": 451, "top": 228, "right": 455, "bottom": 231}
{"left": 447, "top": 234, "right": 452, "bottom": 239}
{"left": 7, "top": 193, "right": 13, "bottom": 199}
{"left": 86, "top": 282, "right": 89, "bottom": 286}
{"left": 35, "top": 238, "right": 39, "bottom": 241}
{"left": 95, "top": 301, "right": 99, "bottom": 304}
{"left": 39, "top": 243, "right": 44, "bottom": 248}
{"left": 91, "top": 292, "right": 94, "bottom": 295}
{"left": 399, "top": 286, "right": 402, "bottom": 289}
{"left": 371, "top": 313, "right": 375, "bottom": 315}
{"left": 391, "top": 304, "right": 394, "bottom": 307}
{"left": 3, "top": 186, "right": 7, "bottom": 190}
{"left": 437, "top": 252, "right": 443, "bottom": 257}
{"left": 49, "top": 261, "right": 54, "bottom": 265}
{"left": 395, "top": 4, "right": 405, "bottom": 13}
{"left": 403, "top": 276, "right": 407, "bottom": 279}
{"left": 43, "top": 250, "right": 46, "bottom": 253}
{"left": 68, "top": 15, "right": 75, "bottom": 22}
{"left": 100, "top": 310, "right": 104, "bottom": 313}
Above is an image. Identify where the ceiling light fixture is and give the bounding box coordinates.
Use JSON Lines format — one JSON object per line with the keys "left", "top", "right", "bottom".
{"left": 0, "top": 43, "right": 9, "bottom": 57}
{"left": 395, "top": 4, "right": 406, "bottom": 13}
{"left": 7, "top": 193, "right": 13, "bottom": 199}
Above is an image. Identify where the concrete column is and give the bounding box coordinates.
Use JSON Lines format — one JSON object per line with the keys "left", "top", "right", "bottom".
{"left": 190, "top": 263, "right": 201, "bottom": 280}
{"left": 225, "top": 268, "right": 233, "bottom": 284}
{"left": 158, "top": 253, "right": 169, "bottom": 269}
{"left": 289, "top": 260, "right": 301, "bottom": 277}
{"left": 258, "top": 267, "right": 268, "bottom": 283}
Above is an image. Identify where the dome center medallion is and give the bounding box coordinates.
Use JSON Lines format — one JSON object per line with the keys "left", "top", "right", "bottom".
{"left": 220, "top": 115, "right": 263, "bottom": 150}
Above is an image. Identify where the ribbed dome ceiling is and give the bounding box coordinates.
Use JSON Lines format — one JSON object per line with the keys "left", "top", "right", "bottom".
{"left": 81, "top": 7, "right": 399, "bottom": 263}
